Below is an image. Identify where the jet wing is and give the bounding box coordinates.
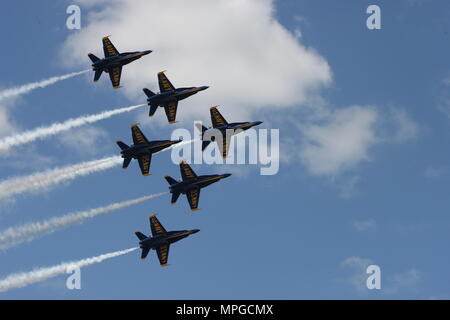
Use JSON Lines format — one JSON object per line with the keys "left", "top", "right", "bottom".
{"left": 137, "top": 154, "right": 152, "bottom": 176}
{"left": 186, "top": 188, "right": 200, "bottom": 211}
{"left": 156, "top": 244, "right": 170, "bottom": 266}
{"left": 158, "top": 71, "right": 175, "bottom": 92}
{"left": 163, "top": 101, "right": 178, "bottom": 123}
{"left": 131, "top": 124, "right": 150, "bottom": 145}
{"left": 210, "top": 106, "right": 228, "bottom": 128}
{"left": 180, "top": 161, "right": 197, "bottom": 180}
{"left": 108, "top": 66, "right": 122, "bottom": 88}
{"left": 102, "top": 36, "right": 119, "bottom": 57}
{"left": 149, "top": 214, "right": 167, "bottom": 236}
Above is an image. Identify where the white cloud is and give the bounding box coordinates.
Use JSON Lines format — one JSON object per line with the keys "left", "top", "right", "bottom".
{"left": 0, "top": 101, "right": 17, "bottom": 139}
{"left": 2, "top": 145, "right": 54, "bottom": 170}
{"left": 0, "top": 107, "right": 15, "bottom": 139}
{"left": 391, "top": 268, "right": 420, "bottom": 288}
{"left": 424, "top": 165, "right": 448, "bottom": 180}
{"left": 62, "top": 0, "right": 331, "bottom": 123}
{"left": 298, "top": 106, "right": 379, "bottom": 176}
{"left": 383, "top": 268, "right": 421, "bottom": 295}
{"left": 338, "top": 175, "right": 361, "bottom": 199}
{"left": 341, "top": 256, "right": 373, "bottom": 269}
{"left": 340, "top": 256, "right": 374, "bottom": 294}
{"left": 352, "top": 219, "right": 377, "bottom": 232}
{"left": 57, "top": 126, "right": 109, "bottom": 156}
{"left": 340, "top": 257, "right": 421, "bottom": 296}
{"left": 443, "top": 77, "right": 450, "bottom": 87}
{"left": 279, "top": 106, "right": 418, "bottom": 179}
{"left": 60, "top": 0, "right": 419, "bottom": 182}
{"left": 388, "top": 108, "right": 419, "bottom": 143}
{"left": 0, "top": 99, "right": 18, "bottom": 158}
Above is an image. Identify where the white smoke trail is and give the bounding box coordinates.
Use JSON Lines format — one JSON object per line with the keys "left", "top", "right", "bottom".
{"left": 0, "top": 192, "right": 167, "bottom": 250}
{"left": 159, "top": 138, "right": 199, "bottom": 153}
{"left": 0, "top": 247, "right": 138, "bottom": 292}
{"left": 0, "top": 138, "right": 196, "bottom": 201}
{"left": 0, "top": 104, "right": 145, "bottom": 151}
{"left": 0, "top": 155, "right": 122, "bottom": 200}
{"left": 0, "top": 70, "right": 90, "bottom": 101}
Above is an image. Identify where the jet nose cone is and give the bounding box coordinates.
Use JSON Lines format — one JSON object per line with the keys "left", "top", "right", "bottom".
{"left": 254, "top": 121, "right": 263, "bottom": 126}
{"left": 191, "top": 229, "right": 200, "bottom": 234}
{"left": 199, "top": 86, "right": 209, "bottom": 91}
{"left": 143, "top": 50, "right": 152, "bottom": 55}
{"left": 222, "top": 173, "right": 232, "bottom": 178}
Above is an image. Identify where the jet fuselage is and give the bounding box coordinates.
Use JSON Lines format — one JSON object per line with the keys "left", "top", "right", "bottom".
{"left": 138, "top": 229, "right": 200, "bottom": 249}
{"left": 169, "top": 174, "right": 231, "bottom": 195}
{"left": 92, "top": 50, "right": 152, "bottom": 71}
{"left": 213, "top": 121, "right": 263, "bottom": 136}
{"left": 120, "top": 140, "right": 181, "bottom": 159}
{"left": 147, "top": 86, "right": 209, "bottom": 107}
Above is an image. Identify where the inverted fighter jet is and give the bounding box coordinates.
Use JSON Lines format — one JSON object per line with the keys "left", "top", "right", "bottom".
{"left": 135, "top": 214, "right": 200, "bottom": 266}
{"left": 196, "top": 106, "right": 263, "bottom": 158}
{"left": 164, "top": 161, "right": 231, "bottom": 211}
{"left": 88, "top": 36, "right": 152, "bottom": 88}
{"left": 142, "top": 71, "right": 209, "bottom": 123}
{"left": 116, "top": 124, "right": 182, "bottom": 176}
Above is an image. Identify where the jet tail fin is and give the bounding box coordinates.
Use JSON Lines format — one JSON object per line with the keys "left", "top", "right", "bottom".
{"left": 164, "top": 176, "right": 177, "bottom": 185}
{"left": 93, "top": 69, "right": 103, "bottom": 82}
{"left": 149, "top": 105, "right": 158, "bottom": 117}
{"left": 195, "top": 122, "right": 208, "bottom": 134}
{"left": 116, "top": 141, "right": 129, "bottom": 151}
{"left": 122, "top": 157, "right": 132, "bottom": 169}
{"left": 143, "top": 88, "right": 156, "bottom": 97}
{"left": 88, "top": 53, "right": 100, "bottom": 63}
{"left": 202, "top": 140, "right": 211, "bottom": 151}
{"left": 171, "top": 191, "right": 181, "bottom": 204}
{"left": 195, "top": 123, "right": 211, "bottom": 151}
{"left": 134, "top": 231, "right": 147, "bottom": 241}
{"left": 140, "top": 247, "right": 150, "bottom": 260}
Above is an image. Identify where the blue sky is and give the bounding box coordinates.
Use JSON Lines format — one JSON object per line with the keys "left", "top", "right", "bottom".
{"left": 0, "top": 0, "right": 449, "bottom": 299}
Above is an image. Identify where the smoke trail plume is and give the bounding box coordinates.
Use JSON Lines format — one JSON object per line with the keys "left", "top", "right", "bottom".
{"left": 0, "top": 70, "right": 90, "bottom": 101}
{"left": 164, "top": 138, "right": 199, "bottom": 152}
{"left": 0, "top": 155, "right": 122, "bottom": 200}
{"left": 0, "top": 192, "right": 167, "bottom": 250}
{"left": 0, "top": 104, "right": 145, "bottom": 151}
{"left": 0, "top": 138, "right": 196, "bottom": 201}
{"left": 0, "top": 247, "right": 137, "bottom": 292}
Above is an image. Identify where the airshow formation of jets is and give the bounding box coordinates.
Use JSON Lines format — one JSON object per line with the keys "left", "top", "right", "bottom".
{"left": 89, "top": 36, "right": 263, "bottom": 266}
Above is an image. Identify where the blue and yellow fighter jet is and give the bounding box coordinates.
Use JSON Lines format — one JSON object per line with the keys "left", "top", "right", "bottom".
{"left": 142, "top": 71, "right": 209, "bottom": 123}
{"left": 88, "top": 36, "right": 152, "bottom": 88}
{"left": 196, "top": 106, "right": 263, "bottom": 158}
{"left": 135, "top": 214, "right": 200, "bottom": 266}
{"left": 164, "top": 161, "right": 231, "bottom": 211}
{"left": 116, "top": 124, "right": 182, "bottom": 176}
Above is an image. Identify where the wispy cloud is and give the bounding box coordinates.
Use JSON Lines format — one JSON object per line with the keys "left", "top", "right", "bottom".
{"left": 352, "top": 219, "right": 377, "bottom": 232}
{"left": 340, "top": 256, "right": 421, "bottom": 296}
{"left": 387, "top": 108, "right": 419, "bottom": 143}
{"left": 424, "top": 165, "right": 448, "bottom": 180}
{"left": 384, "top": 268, "right": 421, "bottom": 295}
{"left": 57, "top": 126, "right": 110, "bottom": 156}
{"left": 340, "top": 256, "right": 374, "bottom": 294}
{"left": 299, "top": 106, "right": 379, "bottom": 176}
